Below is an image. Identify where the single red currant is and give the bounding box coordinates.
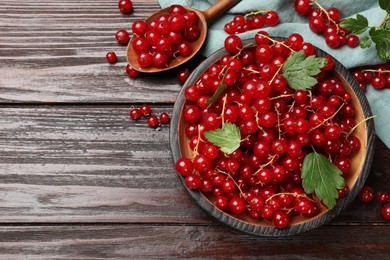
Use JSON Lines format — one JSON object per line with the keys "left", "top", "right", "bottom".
{"left": 106, "top": 51, "right": 117, "bottom": 63}
{"left": 118, "top": 0, "right": 133, "bottom": 14}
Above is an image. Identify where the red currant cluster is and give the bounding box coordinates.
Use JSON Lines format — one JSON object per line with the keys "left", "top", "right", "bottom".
{"left": 129, "top": 104, "right": 170, "bottom": 128}
{"left": 224, "top": 11, "right": 279, "bottom": 35}
{"left": 176, "top": 32, "right": 362, "bottom": 229}
{"left": 294, "top": 0, "right": 359, "bottom": 49}
{"left": 130, "top": 4, "right": 200, "bottom": 69}
{"left": 351, "top": 62, "right": 390, "bottom": 92}
{"left": 358, "top": 186, "right": 390, "bottom": 221}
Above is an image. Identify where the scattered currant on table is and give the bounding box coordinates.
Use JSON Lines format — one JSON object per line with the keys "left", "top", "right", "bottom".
{"left": 126, "top": 64, "right": 140, "bottom": 77}
{"left": 130, "top": 4, "right": 201, "bottom": 69}
{"left": 116, "top": 29, "right": 130, "bottom": 45}
{"left": 294, "top": 0, "right": 359, "bottom": 49}
{"left": 129, "top": 104, "right": 170, "bottom": 128}
{"left": 106, "top": 51, "right": 117, "bottom": 63}
{"left": 175, "top": 31, "right": 367, "bottom": 229}
{"left": 118, "top": 0, "right": 133, "bottom": 14}
{"left": 224, "top": 10, "right": 279, "bottom": 35}
{"left": 177, "top": 68, "right": 191, "bottom": 85}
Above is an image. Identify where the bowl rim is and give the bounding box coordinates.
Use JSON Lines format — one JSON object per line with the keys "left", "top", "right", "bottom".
{"left": 169, "top": 38, "right": 376, "bottom": 236}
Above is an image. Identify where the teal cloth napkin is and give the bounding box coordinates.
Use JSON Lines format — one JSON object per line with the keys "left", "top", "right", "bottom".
{"left": 159, "top": 0, "right": 390, "bottom": 148}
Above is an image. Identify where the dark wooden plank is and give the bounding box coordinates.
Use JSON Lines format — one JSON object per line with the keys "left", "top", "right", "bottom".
{"left": 0, "top": 0, "right": 186, "bottom": 103}
{"left": 0, "top": 224, "right": 389, "bottom": 259}
{"left": 0, "top": 105, "right": 389, "bottom": 225}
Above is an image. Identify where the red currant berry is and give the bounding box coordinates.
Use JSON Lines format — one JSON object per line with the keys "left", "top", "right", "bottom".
{"left": 175, "top": 158, "right": 193, "bottom": 176}
{"left": 215, "top": 195, "right": 229, "bottom": 210}
{"left": 159, "top": 112, "right": 170, "bottom": 124}
{"left": 126, "top": 64, "right": 140, "bottom": 77}
{"left": 224, "top": 35, "right": 242, "bottom": 54}
{"left": 177, "top": 68, "right": 191, "bottom": 84}
{"left": 139, "top": 104, "right": 151, "bottom": 116}
{"left": 116, "top": 29, "right": 130, "bottom": 44}
{"left": 147, "top": 115, "right": 159, "bottom": 128}
{"left": 132, "top": 20, "right": 148, "bottom": 36}
{"left": 382, "top": 204, "right": 390, "bottom": 220}
{"left": 264, "top": 11, "right": 279, "bottom": 26}
{"left": 295, "top": 0, "right": 312, "bottom": 15}
{"left": 347, "top": 35, "right": 359, "bottom": 48}
{"left": 137, "top": 52, "right": 153, "bottom": 68}
{"left": 378, "top": 191, "right": 390, "bottom": 203}
{"left": 185, "top": 174, "right": 202, "bottom": 190}
{"left": 229, "top": 197, "right": 247, "bottom": 214}
{"left": 272, "top": 210, "right": 290, "bottom": 229}
{"left": 106, "top": 51, "right": 117, "bottom": 63}
{"left": 358, "top": 186, "right": 374, "bottom": 203}
{"left": 118, "top": 0, "right": 133, "bottom": 14}
{"left": 129, "top": 108, "right": 141, "bottom": 120}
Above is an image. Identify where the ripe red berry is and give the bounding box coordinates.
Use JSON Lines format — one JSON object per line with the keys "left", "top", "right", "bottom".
{"left": 147, "top": 115, "right": 159, "bottom": 128}
{"left": 185, "top": 174, "right": 202, "bottom": 189}
{"left": 176, "top": 157, "right": 193, "bottom": 176}
{"left": 106, "top": 51, "right": 117, "bottom": 63}
{"left": 358, "top": 186, "right": 374, "bottom": 203}
{"left": 378, "top": 191, "right": 390, "bottom": 203}
{"left": 118, "top": 0, "right": 133, "bottom": 14}
{"left": 126, "top": 64, "right": 140, "bottom": 77}
{"left": 129, "top": 108, "right": 141, "bottom": 120}
{"left": 115, "top": 29, "right": 130, "bottom": 44}
{"left": 224, "top": 35, "right": 242, "bottom": 54}
{"left": 382, "top": 204, "right": 390, "bottom": 221}
{"left": 140, "top": 104, "right": 151, "bottom": 116}
{"left": 347, "top": 35, "right": 359, "bottom": 48}
{"left": 177, "top": 68, "right": 191, "bottom": 84}
{"left": 159, "top": 112, "right": 170, "bottom": 124}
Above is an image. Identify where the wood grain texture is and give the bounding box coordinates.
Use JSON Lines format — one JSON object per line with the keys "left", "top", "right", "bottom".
{"left": 0, "top": 106, "right": 388, "bottom": 225}
{"left": 0, "top": 224, "right": 389, "bottom": 259}
{"left": 0, "top": 0, "right": 186, "bottom": 103}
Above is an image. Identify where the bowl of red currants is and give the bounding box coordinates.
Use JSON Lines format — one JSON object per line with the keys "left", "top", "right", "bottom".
{"left": 170, "top": 32, "right": 375, "bottom": 236}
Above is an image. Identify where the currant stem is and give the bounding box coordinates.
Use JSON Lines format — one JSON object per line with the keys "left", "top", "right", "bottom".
{"left": 346, "top": 114, "right": 378, "bottom": 136}
{"left": 308, "top": 103, "right": 345, "bottom": 133}
{"left": 254, "top": 154, "right": 277, "bottom": 175}
{"left": 362, "top": 69, "right": 390, "bottom": 74}
{"left": 268, "top": 64, "right": 284, "bottom": 86}
{"left": 217, "top": 169, "right": 244, "bottom": 195}
{"left": 260, "top": 34, "right": 296, "bottom": 53}
{"left": 244, "top": 10, "right": 270, "bottom": 19}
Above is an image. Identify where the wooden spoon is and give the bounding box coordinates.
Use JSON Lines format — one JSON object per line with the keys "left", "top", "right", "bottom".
{"left": 126, "top": 0, "right": 241, "bottom": 73}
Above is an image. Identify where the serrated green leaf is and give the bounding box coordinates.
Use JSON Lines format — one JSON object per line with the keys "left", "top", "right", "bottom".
{"left": 301, "top": 152, "right": 345, "bottom": 209}
{"left": 376, "top": 38, "right": 390, "bottom": 60}
{"left": 340, "top": 14, "right": 369, "bottom": 35}
{"left": 369, "top": 27, "right": 390, "bottom": 44}
{"left": 359, "top": 36, "right": 372, "bottom": 48}
{"left": 204, "top": 122, "right": 240, "bottom": 154}
{"left": 282, "top": 51, "right": 327, "bottom": 91}
{"left": 379, "top": 0, "right": 390, "bottom": 13}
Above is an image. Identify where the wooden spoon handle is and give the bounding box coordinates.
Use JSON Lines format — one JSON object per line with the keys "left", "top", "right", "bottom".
{"left": 202, "top": 0, "right": 241, "bottom": 22}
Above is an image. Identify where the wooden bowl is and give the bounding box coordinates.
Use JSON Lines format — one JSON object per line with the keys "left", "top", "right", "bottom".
{"left": 169, "top": 39, "right": 375, "bottom": 236}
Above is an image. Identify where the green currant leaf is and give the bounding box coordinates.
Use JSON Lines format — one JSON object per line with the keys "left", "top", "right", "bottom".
{"left": 376, "top": 38, "right": 390, "bottom": 60}
{"left": 301, "top": 152, "right": 345, "bottom": 209}
{"left": 204, "top": 122, "right": 240, "bottom": 155}
{"left": 282, "top": 50, "right": 327, "bottom": 91}
{"left": 369, "top": 27, "right": 390, "bottom": 44}
{"left": 340, "top": 14, "right": 369, "bottom": 35}
{"left": 359, "top": 36, "right": 372, "bottom": 48}
{"left": 379, "top": 0, "right": 390, "bottom": 13}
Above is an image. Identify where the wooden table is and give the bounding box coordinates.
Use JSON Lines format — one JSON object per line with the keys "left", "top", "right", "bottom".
{"left": 1, "top": 0, "right": 389, "bottom": 258}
